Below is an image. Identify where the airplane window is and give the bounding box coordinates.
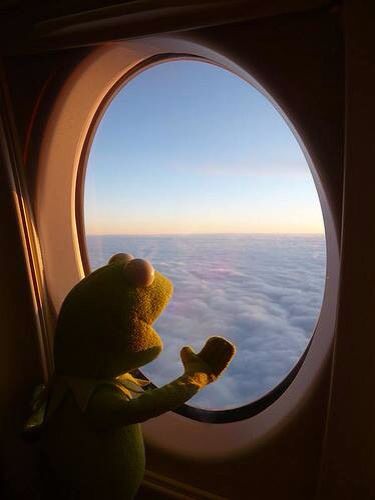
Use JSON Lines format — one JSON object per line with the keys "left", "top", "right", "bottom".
{"left": 83, "top": 60, "right": 326, "bottom": 414}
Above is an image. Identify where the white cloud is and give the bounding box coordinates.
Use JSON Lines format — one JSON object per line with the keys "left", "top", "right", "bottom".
{"left": 87, "top": 234, "right": 326, "bottom": 410}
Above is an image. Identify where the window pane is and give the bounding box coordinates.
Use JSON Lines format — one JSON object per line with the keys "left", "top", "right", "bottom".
{"left": 84, "top": 60, "right": 326, "bottom": 410}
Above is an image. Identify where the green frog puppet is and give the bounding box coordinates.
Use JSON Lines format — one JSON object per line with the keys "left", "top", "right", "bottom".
{"left": 39, "top": 253, "right": 236, "bottom": 499}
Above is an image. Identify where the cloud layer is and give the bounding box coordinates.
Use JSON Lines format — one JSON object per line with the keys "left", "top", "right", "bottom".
{"left": 87, "top": 234, "right": 326, "bottom": 410}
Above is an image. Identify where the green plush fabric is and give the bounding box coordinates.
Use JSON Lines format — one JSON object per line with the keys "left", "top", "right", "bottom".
{"left": 54, "top": 264, "right": 173, "bottom": 378}
{"left": 41, "top": 381, "right": 145, "bottom": 500}
{"left": 41, "top": 260, "right": 235, "bottom": 499}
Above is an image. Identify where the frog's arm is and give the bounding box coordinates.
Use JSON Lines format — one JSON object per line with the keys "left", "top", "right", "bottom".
{"left": 87, "top": 374, "right": 200, "bottom": 429}
{"left": 87, "top": 337, "right": 235, "bottom": 430}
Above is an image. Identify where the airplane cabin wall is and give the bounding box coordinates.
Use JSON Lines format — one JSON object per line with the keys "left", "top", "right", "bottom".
{"left": 0, "top": 1, "right": 374, "bottom": 499}
{"left": 0, "top": 148, "right": 43, "bottom": 497}
{"left": 318, "top": 1, "right": 375, "bottom": 498}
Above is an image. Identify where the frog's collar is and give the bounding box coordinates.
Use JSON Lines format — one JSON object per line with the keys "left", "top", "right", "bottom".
{"left": 46, "top": 373, "right": 149, "bottom": 418}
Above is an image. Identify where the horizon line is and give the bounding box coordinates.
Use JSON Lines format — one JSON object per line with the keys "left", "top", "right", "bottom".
{"left": 86, "top": 231, "right": 325, "bottom": 237}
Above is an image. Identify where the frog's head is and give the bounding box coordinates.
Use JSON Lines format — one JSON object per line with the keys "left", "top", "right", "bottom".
{"left": 54, "top": 254, "right": 173, "bottom": 379}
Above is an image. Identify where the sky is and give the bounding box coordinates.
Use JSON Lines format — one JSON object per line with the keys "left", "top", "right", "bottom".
{"left": 84, "top": 60, "right": 324, "bottom": 236}
{"left": 83, "top": 61, "right": 327, "bottom": 410}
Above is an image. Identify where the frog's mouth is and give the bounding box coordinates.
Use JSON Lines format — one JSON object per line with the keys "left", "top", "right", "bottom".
{"left": 116, "top": 271, "right": 173, "bottom": 372}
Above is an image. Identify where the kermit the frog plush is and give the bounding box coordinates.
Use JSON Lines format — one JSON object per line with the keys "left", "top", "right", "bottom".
{"left": 40, "top": 253, "right": 235, "bottom": 499}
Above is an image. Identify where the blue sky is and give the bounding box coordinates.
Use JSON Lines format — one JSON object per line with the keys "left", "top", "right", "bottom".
{"left": 85, "top": 60, "right": 324, "bottom": 235}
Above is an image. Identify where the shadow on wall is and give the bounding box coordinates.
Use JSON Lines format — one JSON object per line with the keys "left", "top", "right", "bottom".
{"left": 0, "top": 164, "right": 43, "bottom": 499}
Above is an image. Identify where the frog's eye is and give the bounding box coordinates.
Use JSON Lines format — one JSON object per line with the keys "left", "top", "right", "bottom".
{"left": 108, "top": 253, "right": 134, "bottom": 266}
{"left": 123, "top": 258, "right": 155, "bottom": 287}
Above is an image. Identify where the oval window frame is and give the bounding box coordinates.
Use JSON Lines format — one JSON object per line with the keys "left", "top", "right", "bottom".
{"left": 36, "top": 36, "right": 339, "bottom": 458}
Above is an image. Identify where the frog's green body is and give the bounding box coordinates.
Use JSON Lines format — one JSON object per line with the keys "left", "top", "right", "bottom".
{"left": 41, "top": 256, "right": 235, "bottom": 499}
{"left": 42, "top": 378, "right": 146, "bottom": 499}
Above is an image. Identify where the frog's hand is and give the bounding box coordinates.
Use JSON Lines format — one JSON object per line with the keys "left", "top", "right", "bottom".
{"left": 87, "top": 374, "right": 200, "bottom": 430}
{"left": 22, "top": 384, "right": 48, "bottom": 441}
{"left": 181, "top": 336, "right": 236, "bottom": 385}
{"left": 87, "top": 337, "right": 235, "bottom": 430}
